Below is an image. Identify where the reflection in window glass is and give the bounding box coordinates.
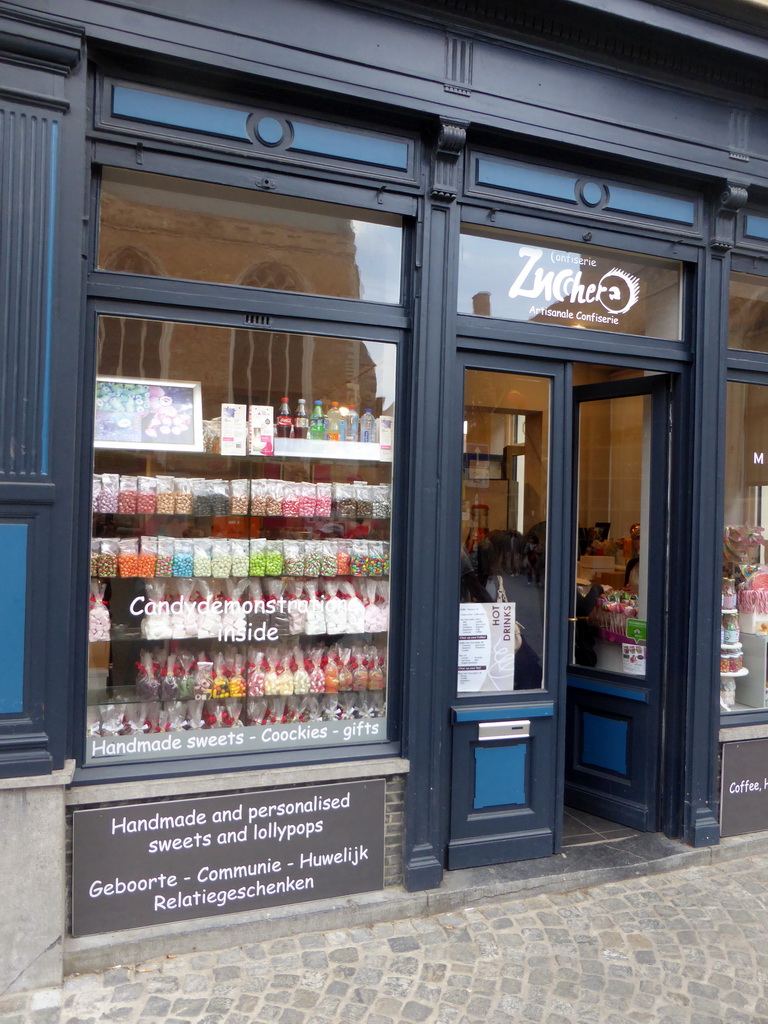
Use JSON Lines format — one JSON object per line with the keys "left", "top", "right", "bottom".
{"left": 458, "top": 370, "right": 548, "bottom": 693}
{"left": 723, "top": 382, "right": 768, "bottom": 712}
{"left": 458, "top": 226, "right": 682, "bottom": 340}
{"left": 573, "top": 395, "right": 650, "bottom": 675}
{"left": 98, "top": 168, "right": 403, "bottom": 303}
{"left": 729, "top": 272, "right": 768, "bottom": 353}
{"left": 88, "top": 317, "right": 396, "bottom": 765}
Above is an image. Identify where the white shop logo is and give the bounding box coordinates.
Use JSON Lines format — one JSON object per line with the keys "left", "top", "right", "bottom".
{"left": 509, "top": 245, "right": 641, "bottom": 315}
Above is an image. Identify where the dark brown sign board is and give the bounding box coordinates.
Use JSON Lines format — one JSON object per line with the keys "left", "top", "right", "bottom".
{"left": 720, "top": 738, "right": 768, "bottom": 837}
{"left": 72, "top": 779, "right": 385, "bottom": 936}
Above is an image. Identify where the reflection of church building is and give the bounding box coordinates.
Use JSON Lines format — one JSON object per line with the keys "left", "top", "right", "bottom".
{"left": 98, "top": 177, "right": 373, "bottom": 416}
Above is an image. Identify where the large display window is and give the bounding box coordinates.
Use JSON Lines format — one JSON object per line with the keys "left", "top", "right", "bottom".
{"left": 87, "top": 317, "right": 395, "bottom": 764}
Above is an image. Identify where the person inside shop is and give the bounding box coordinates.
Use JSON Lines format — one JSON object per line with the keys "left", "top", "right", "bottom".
{"left": 481, "top": 530, "right": 543, "bottom": 688}
{"left": 624, "top": 523, "right": 641, "bottom": 592}
{"left": 460, "top": 545, "right": 493, "bottom": 603}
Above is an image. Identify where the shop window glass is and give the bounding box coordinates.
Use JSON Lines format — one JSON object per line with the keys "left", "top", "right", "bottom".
{"left": 458, "top": 226, "right": 682, "bottom": 340}
{"left": 729, "top": 272, "right": 768, "bottom": 353}
{"left": 97, "top": 168, "right": 403, "bottom": 304}
{"left": 458, "top": 369, "right": 549, "bottom": 693}
{"left": 722, "top": 381, "right": 768, "bottom": 713}
{"left": 88, "top": 316, "right": 395, "bottom": 764}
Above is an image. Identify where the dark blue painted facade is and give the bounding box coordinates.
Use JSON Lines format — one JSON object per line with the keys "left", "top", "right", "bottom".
{"left": 1, "top": 0, "right": 768, "bottom": 897}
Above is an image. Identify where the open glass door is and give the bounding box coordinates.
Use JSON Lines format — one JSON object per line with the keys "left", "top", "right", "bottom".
{"left": 449, "top": 365, "right": 563, "bottom": 869}
{"left": 567, "top": 372, "right": 670, "bottom": 831}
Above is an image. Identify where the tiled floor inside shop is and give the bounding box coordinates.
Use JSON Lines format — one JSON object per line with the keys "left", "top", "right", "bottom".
{"left": 562, "top": 807, "right": 640, "bottom": 848}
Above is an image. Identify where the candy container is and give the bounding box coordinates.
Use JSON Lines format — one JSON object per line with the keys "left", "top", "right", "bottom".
{"left": 196, "top": 580, "right": 222, "bottom": 638}
{"left": 160, "top": 654, "right": 181, "bottom": 700}
{"left": 92, "top": 475, "right": 102, "bottom": 513}
{"left": 356, "top": 484, "right": 373, "bottom": 518}
{"left": 367, "top": 645, "right": 386, "bottom": 690}
{"left": 264, "top": 578, "right": 290, "bottom": 640}
{"left": 222, "top": 579, "right": 248, "bottom": 638}
{"left": 193, "top": 537, "right": 213, "bottom": 577}
{"left": 141, "top": 580, "right": 169, "bottom": 639}
{"left": 265, "top": 479, "right": 283, "bottom": 517}
{"left": 298, "top": 481, "right": 316, "bottom": 517}
{"left": 98, "top": 474, "right": 120, "bottom": 514}
{"left": 156, "top": 476, "right": 176, "bottom": 514}
{"left": 100, "top": 703, "right": 126, "bottom": 736}
{"left": 287, "top": 582, "right": 307, "bottom": 634}
{"left": 264, "top": 648, "right": 280, "bottom": 696}
{"left": 315, "top": 482, "right": 332, "bottom": 517}
{"left": 337, "top": 645, "right": 353, "bottom": 692}
{"left": 174, "top": 478, "right": 193, "bottom": 515}
{"left": 340, "top": 580, "right": 365, "bottom": 633}
{"left": 308, "top": 647, "right": 325, "bottom": 693}
{"left": 351, "top": 540, "right": 369, "bottom": 576}
{"left": 155, "top": 536, "right": 174, "bottom": 577}
{"left": 264, "top": 539, "right": 284, "bottom": 576}
{"left": 186, "top": 700, "right": 205, "bottom": 730}
{"left": 192, "top": 478, "right": 213, "bottom": 517}
{"left": 292, "top": 648, "right": 310, "bottom": 694}
{"left": 336, "top": 539, "right": 351, "bottom": 576}
{"left": 210, "top": 479, "right": 229, "bottom": 516}
{"left": 304, "top": 540, "right": 322, "bottom": 577}
{"left": 118, "top": 475, "right": 138, "bottom": 514}
{"left": 249, "top": 537, "right": 267, "bottom": 576}
{"left": 305, "top": 579, "right": 326, "bottom": 635}
{"left": 123, "top": 704, "right": 148, "bottom": 735}
{"left": 229, "top": 478, "right": 249, "bottom": 515}
{"left": 137, "top": 476, "right": 157, "bottom": 514}
{"left": 297, "top": 694, "right": 322, "bottom": 722}
{"left": 282, "top": 480, "right": 301, "bottom": 517}
{"left": 371, "top": 484, "right": 390, "bottom": 519}
{"left": 230, "top": 538, "right": 250, "bottom": 577}
{"left": 335, "top": 483, "right": 356, "bottom": 518}
{"left": 99, "top": 538, "right": 119, "bottom": 577}
{"left": 250, "top": 478, "right": 268, "bottom": 516}
{"left": 276, "top": 654, "right": 295, "bottom": 695}
{"left": 351, "top": 647, "right": 369, "bottom": 691}
{"left": 247, "top": 579, "right": 270, "bottom": 637}
{"left": 118, "top": 537, "right": 140, "bottom": 577}
{"left": 171, "top": 579, "right": 194, "bottom": 639}
{"left": 177, "top": 651, "right": 196, "bottom": 699}
{"left": 209, "top": 538, "right": 231, "bottom": 578}
{"left": 194, "top": 660, "right": 214, "bottom": 700}
{"left": 172, "top": 538, "right": 193, "bottom": 577}
{"left": 284, "top": 539, "right": 305, "bottom": 576}
{"left": 138, "top": 535, "right": 158, "bottom": 577}
{"left": 323, "top": 579, "right": 346, "bottom": 634}
{"left": 320, "top": 540, "right": 337, "bottom": 577}
{"left": 136, "top": 650, "right": 161, "bottom": 700}
{"left": 163, "top": 701, "right": 188, "bottom": 733}
{"left": 222, "top": 698, "right": 244, "bottom": 728}
{"left": 376, "top": 580, "right": 390, "bottom": 630}
{"left": 91, "top": 538, "right": 100, "bottom": 577}
{"left": 203, "top": 417, "right": 221, "bottom": 454}
{"left": 247, "top": 649, "right": 266, "bottom": 697}
{"left": 324, "top": 649, "right": 340, "bottom": 693}
{"left": 210, "top": 652, "right": 230, "bottom": 699}
{"left": 89, "top": 580, "right": 111, "bottom": 641}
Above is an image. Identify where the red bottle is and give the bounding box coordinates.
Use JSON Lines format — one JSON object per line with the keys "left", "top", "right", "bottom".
{"left": 276, "top": 397, "right": 292, "bottom": 438}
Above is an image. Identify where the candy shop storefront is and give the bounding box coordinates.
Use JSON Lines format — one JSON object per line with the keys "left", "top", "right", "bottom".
{"left": 4, "top": 0, "right": 768, "bottom": 994}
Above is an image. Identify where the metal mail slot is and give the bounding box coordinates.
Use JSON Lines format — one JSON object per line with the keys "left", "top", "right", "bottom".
{"left": 477, "top": 719, "right": 530, "bottom": 742}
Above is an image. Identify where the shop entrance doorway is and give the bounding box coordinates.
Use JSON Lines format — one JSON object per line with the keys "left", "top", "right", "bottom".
{"left": 449, "top": 360, "right": 670, "bottom": 869}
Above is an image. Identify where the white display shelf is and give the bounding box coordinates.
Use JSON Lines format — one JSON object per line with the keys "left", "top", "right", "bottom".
{"left": 272, "top": 438, "right": 386, "bottom": 462}
{"left": 737, "top": 632, "right": 768, "bottom": 709}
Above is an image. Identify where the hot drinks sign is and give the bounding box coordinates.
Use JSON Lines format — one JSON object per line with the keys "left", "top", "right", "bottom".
{"left": 458, "top": 230, "right": 681, "bottom": 340}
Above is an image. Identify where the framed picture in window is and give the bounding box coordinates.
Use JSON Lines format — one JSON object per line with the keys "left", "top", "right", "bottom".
{"left": 94, "top": 376, "right": 204, "bottom": 452}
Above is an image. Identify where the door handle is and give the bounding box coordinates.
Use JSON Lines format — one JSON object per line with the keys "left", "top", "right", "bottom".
{"left": 478, "top": 720, "right": 530, "bottom": 741}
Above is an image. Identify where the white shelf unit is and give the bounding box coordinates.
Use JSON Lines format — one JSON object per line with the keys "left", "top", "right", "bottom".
{"left": 737, "top": 633, "right": 768, "bottom": 709}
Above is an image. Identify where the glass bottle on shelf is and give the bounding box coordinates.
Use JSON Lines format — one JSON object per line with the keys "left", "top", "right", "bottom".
{"left": 325, "top": 401, "right": 343, "bottom": 441}
{"left": 345, "top": 404, "right": 359, "bottom": 442}
{"left": 293, "top": 398, "right": 308, "bottom": 439}
{"left": 360, "top": 408, "right": 376, "bottom": 443}
{"left": 310, "top": 400, "right": 325, "bottom": 440}
{"left": 276, "top": 398, "right": 292, "bottom": 438}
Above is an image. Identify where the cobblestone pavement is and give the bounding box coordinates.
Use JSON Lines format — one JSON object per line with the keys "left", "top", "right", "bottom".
{"left": 5, "top": 853, "right": 768, "bottom": 1024}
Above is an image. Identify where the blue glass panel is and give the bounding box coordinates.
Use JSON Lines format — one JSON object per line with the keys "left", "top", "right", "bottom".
{"left": 475, "top": 158, "right": 578, "bottom": 203}
{"left": 474, "top": 744, "right": 526, "bottom": 808}
{"left": 456, "top": 704, "right": 553, "bottom": 722}
{"left": 111, "top": 86, "right": 250, "bottom": 142}
{"left": 290, "top": 123, "right": 409, "bottom": 169}
{"left": 581, "top": 711, "right": 628, "bottom": 775}
{"left": 605, "top": 186, "right": 695, "bottom": 225}
{"left": 256, "top": 117, "right": 284, "bottom": 146}
{"left": 0, "top": 524, "right": 27, "bottom": 714}
{"left": 745, "top": 215, "right": 768, "bottom": 241}
{"left": 581, "top": 182, "right": 603, "bottom": 207}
